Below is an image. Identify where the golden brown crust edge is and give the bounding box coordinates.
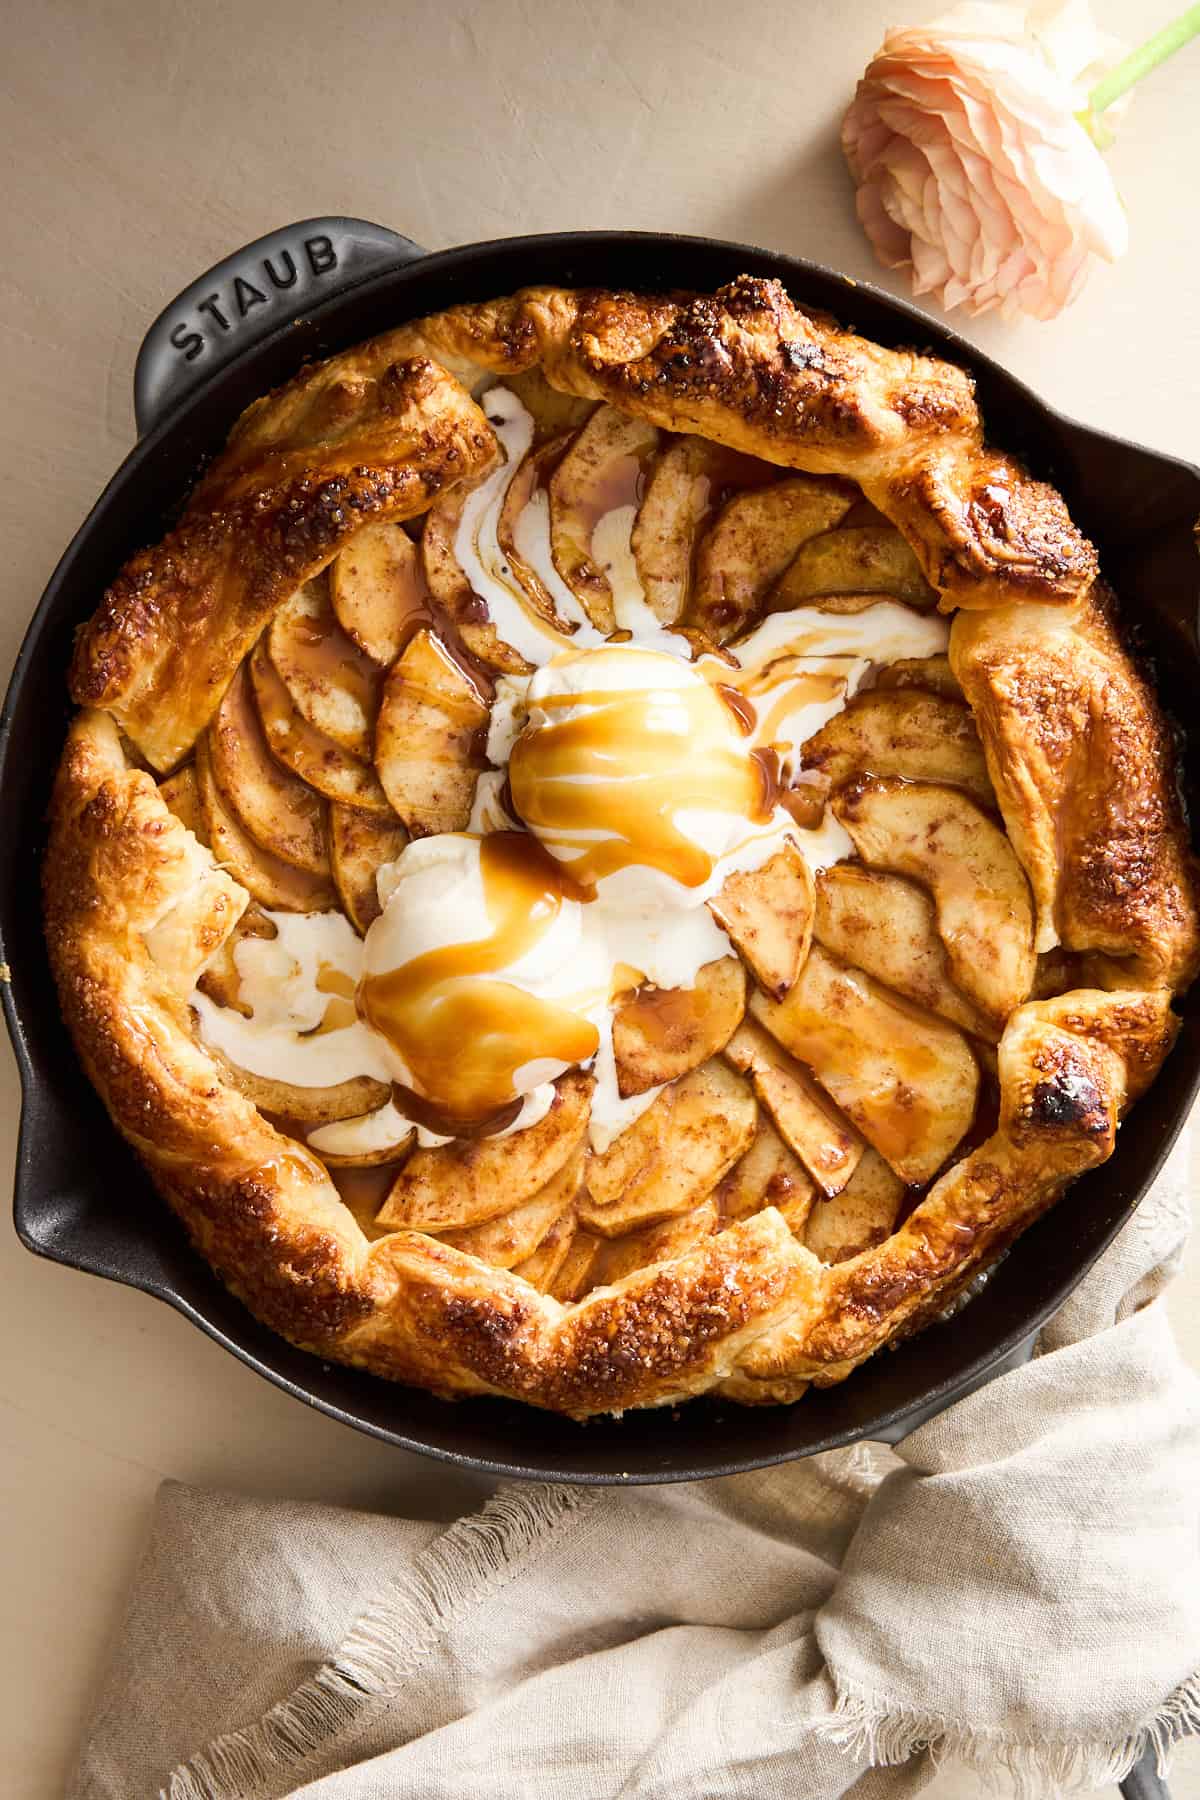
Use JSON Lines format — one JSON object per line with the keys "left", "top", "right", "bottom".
{"left": 393, "top": 276, "right": 1099, "bottom": 611}
{"left": 43, "top": 712, "right": 1178, "bottom": 1417}
{"left": 43, "top": 276, "right": 1198, "bottom": 1415}
{"left": 69, "top": 358, "right": 498, "bottom": 771}
{"left": 951, "top": 590, "right": 1200, "bottom": 994}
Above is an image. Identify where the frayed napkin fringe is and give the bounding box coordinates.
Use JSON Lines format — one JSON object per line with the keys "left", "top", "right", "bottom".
{"left": 163, "top": 1482, "right": 599, "bottom": 1800}
{"left": 820, "top": 1666, "right": 1200, "bottom": 1797}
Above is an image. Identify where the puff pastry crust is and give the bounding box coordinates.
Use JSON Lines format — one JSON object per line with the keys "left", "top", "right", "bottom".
{"left": 70, "top": 358, "right": 497, "bottom": 770}
{"left": 45, "top": 277, "right": 1198, "bottom": 1418}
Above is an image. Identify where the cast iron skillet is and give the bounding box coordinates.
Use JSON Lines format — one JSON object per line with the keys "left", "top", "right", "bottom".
{"left": 4, "top": 218, "right": 1199, "bottom": 1489}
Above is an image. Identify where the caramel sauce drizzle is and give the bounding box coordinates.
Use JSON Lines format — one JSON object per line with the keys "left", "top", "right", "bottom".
{"left": 310, "top": 965, "right": 358, "bottom": 1036}
{"left": 292, "top": 579, "right": 383, "bottom": 722}
{"left": 357, "top": 833, "right": 600, "bottom": 1131}
{"left": 507, "top": 674, "right": 773, "bottom": 892}
{"left": 717, "top": 656, "right": 849, "bottom": 749}
{"left": 559, "top": 447, "right": 653, "bottom": 599}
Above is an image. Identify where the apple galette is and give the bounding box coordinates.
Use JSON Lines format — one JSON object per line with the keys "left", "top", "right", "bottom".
{"left": 45, "top": 277, "right": 1199, "bottom": 1415}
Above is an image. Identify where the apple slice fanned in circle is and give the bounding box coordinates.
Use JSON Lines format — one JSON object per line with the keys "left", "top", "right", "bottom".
{"left": 330, "top": 521, "right": 433, "bottom": 668}
{"left": 724, "top": 1017, "right": 862, "bottom": 1196}
{"left": 578, "top": 1059, "right": 756, "bottom": 1239}
{"left": 208, "top": 1050, "right": 390, "bottom": 1127}
{"left": 249, "top": 638, "right": 393, "bottom": 816}
{"left": 688, "top": 477, "right": 854, "bottom": 641}
{"left": 512, "top": 1203, "right": 582, "bottom": 1294}
{"left": 330, "top": 806, "right": 409, "bottom": 936}
{"left": 749, "top": 944, "right": 979, "bottom": 1186}
{"left": 157, "top": 764, "right": 206, "bottom": 840}
{"left": 815, "top": 865, "right": 994, "bottom": 1040}
{"left": 874, "top": 655, "right": 962, "bottom": 700}
{"left": 803, "top": 1148, "right": 906, "bottom": 1265}
{"left": 377, "top": 1071, "right": 593, "bottom": 1233}
{"left": 375, "top": 628, "right": 490, "bottom": 836}
{"left": 208, "top": 665, "right": 329, "bottom": 875}
{"left": 718, "top": 1112, "right": 817, "bottom": 1236}
{"left": 546, "top": 1228, "right": 603, "bottom": 1302}
{"left": 612, "top": 956, "right": 746, "bottom": 1097}
{"left": 708, "top": 842, "right": 814, "bottom": 1000}
{"left": 770, "top": 523, "right": 936, "bottom": 610}
{"left": 440, "top": 1150, "right": 584, "bottom": 1268}
{"left": 802, "top": 689, "right": 993, "bottom": 806}
{"left": 832, "top": 778, "right": 1036, "bottom": 1029}
{"left": 268, "top": 578, "right": 383, "bottom": 760}
{"left": 496, "top": 433, "right": 579, "bottom": 631}
{"left": 195, "top": 738, "right": 336, "bottom": 913}
{"left": 548, "top": 405, "right": 661, "bottom": 631}
{"left": 631, "top": 437, "right": 777, "bottom": 625}
{"left": 502, "top": 367, "right": 597, "bottom": 443}
{"left": 590, "top": 1196, "right": 720, "bottom": 1287}
{"left": 196, "top": 905, "right": 275, "bottom": 1016}
{"left": 421, "top": 484, "right": 531, "bottom": 676}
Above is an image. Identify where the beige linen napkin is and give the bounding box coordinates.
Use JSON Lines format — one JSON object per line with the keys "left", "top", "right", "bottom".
{"left": 71, "top": 1135, "right": 1200, "bottom": 1800}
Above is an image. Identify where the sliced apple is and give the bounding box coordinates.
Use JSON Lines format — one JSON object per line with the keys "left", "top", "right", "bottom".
{"left": 421, "top": 485, "right": 530, "bottom": 676}
{"left": 750, "top": 944, "right": 979, "bottom": 1185}
{"left": 548, "top": 405, "right": 661, "bottom": 630}
{"left": 207, "top": 1049, "right": 389, "bottom": 1126}
{"left": 306, "top": 1108, "right": 417, "bottom": 1169}
{"left": 612, "top": 957, "right": 746, "bottom": 1097}
{"left": 158, "top": 765, "right": 205, "bottom": 839}
{"left": 375, "top": 628, "right": 490, "bottom": 836}
{"left": 815, "top": 864, "right": 993, "bottom": 1039}
{"left": 724, "top": 1016, "right": 863, "bottom": 1196}
{"left": 802, "top": 689, "right": 992, "bottom": 805}
{"left": 208, "top": 665, "right": 328, "bottom": 874}
{"left": 329, "top": 805, "right": 409, "bottom": 935}
{"left": 771, "top": 523, "right": 936, "bottom": 609}
{"left": 578, "top": 1059, "right": 756, "bottom": 1238}
{"left": 631, "top": 436, "right": 777, "bottom": 625}
{"left": 330, "top": 521, "right": 432, "bottom": 668}
{"left": 547, "top": 1228, "right": 603, "bottom": 1302}
{"left": 196, "top": 906, "right": 275, "bottom": 1016}
{"left": 708, "top": 841, "right": 814, "bottom": 1000}
{"left": 803, "top": 1148, "right": 905, "bottom": 1264}
{"left": 592, "top": 1196, "right": 720, "bottom": 1287}
{"left": 502, "top": 367, "right": 597, "bottom": 443}
{"left": 875, "top": 655, "right": 962, "bottom": 700}
{"left": 688, "top": 477, "right": 854, "bottom": 641}
{"left": 377, "top": 1071, "right": 593, "bottom": 1233}
{"left": 718, "top": 1112, "right": 816, "bottom": 1236}
{"left": 267, "top": 578, "right": 382, "bottom": 759}
{"left": 195, "top": 738, "right": 336, "bottom": 913}
{"left": 832, "top": 778, "right": 1036, "bottom": 1028}
{"left": 512, "top": 1203, "right": 580, "bottom": 1294}
{"left": 329, "top": 1165, "right": 408, "bottom": 1238}
{"left": 249, "top": 638, "right": 393, "bottom": 816}
{"left": 496, "top": 434, "right": 578, "bottom": 629}
{"left": 441, "top": 1151, "right": 583, "bottom": 1268}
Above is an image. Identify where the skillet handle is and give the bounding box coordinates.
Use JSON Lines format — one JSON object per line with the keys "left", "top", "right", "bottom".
{"left": 132, "top": 217, "right": 426, "bottom": 437}
{"left": 871, "top": 1327, "right": 1041, "bottom": 1445}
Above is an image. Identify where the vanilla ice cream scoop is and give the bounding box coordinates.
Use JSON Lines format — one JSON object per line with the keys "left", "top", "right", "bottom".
{"left": 358, "top": 832, "right": 605, "bottom": 1132}
{"left": 507, "top": 644, "right": 778, "bottom": 908}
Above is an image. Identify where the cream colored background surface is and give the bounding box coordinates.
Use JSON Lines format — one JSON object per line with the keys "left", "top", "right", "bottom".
{"left": 2, "top": 1, "right": 1198, "bottom": 1793}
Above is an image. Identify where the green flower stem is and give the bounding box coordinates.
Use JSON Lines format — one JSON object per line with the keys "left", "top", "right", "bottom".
{"left": 1088, "top": 3, "right": 1200, "bottom": 113}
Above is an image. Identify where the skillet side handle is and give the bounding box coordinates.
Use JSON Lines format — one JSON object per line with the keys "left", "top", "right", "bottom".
{"left": 871, "top": 1327, "right": 1040, "bottom": 1445}
{"left": 132, "top": 217, "right": 427, "bottom": 436}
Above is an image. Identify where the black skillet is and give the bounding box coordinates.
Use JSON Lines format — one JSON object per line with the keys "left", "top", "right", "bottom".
{"left": 4, "top": 220, "right": 1199, "bottom": 1506}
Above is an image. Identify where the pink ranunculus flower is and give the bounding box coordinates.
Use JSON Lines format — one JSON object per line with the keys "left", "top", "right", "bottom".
{"left": 842, "top": 1, "right": 1130, "bottom": 321}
